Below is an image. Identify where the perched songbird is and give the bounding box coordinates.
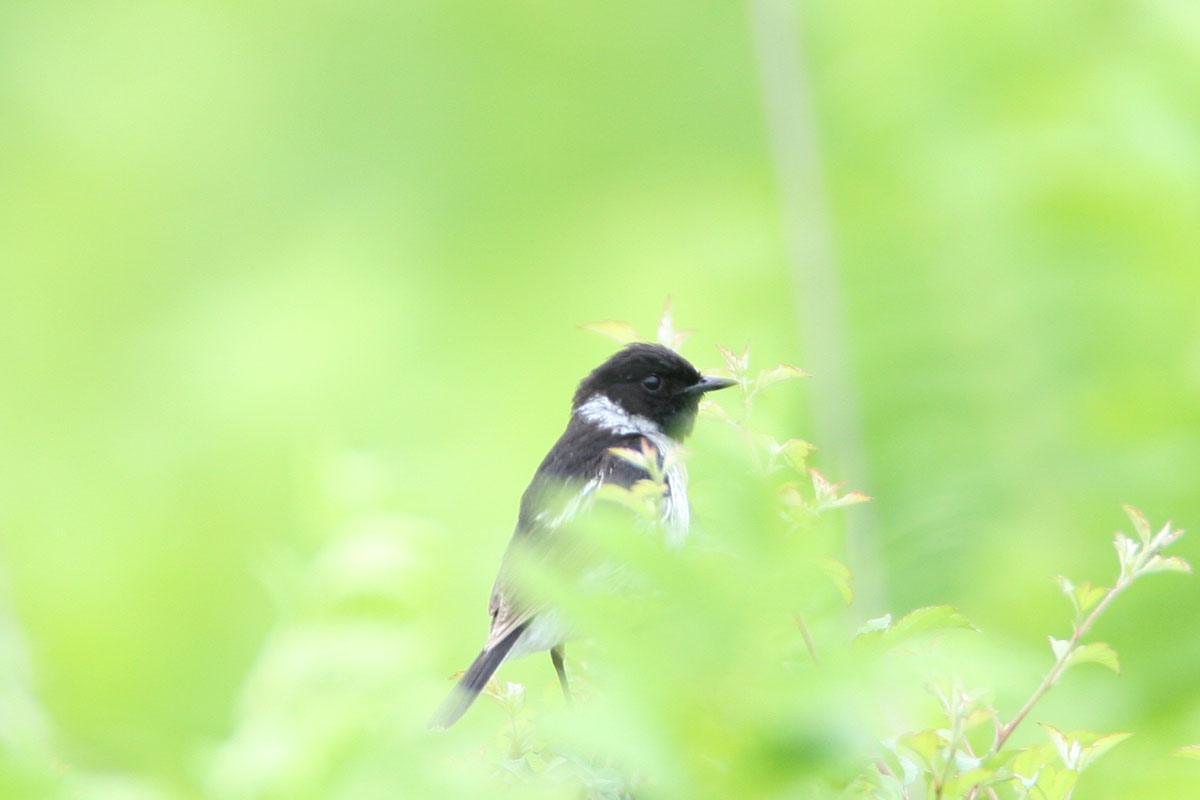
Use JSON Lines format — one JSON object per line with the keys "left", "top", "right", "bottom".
{"left": 428, "top": 343, "right": 735, "bottom": 729}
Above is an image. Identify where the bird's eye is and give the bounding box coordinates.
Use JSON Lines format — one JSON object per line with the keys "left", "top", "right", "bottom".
{"left": 641, "top": 374, "right": 662, "bottom": 392}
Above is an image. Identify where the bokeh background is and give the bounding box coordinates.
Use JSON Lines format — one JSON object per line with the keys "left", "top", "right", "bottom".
{"left": 2, "top": 0, "right": 1198, "bottom": 797}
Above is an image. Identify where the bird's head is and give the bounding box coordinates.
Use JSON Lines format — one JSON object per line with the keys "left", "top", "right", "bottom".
{"left": 572, "top": 343, "right": 736, "bottom": 440}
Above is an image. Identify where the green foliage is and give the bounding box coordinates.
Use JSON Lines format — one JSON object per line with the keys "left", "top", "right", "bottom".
{"left": 2, "top": 2, "right": 1198, "bottom": 797}
{"left": 402, "top": 311, "right": 1193, "bottom": 800}
{"left": 842, "top": 499, "right": 1190, "bottom": 800}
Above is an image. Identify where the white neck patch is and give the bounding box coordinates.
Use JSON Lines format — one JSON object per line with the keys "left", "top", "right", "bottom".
{"left": 575, "top": 393, "right": 661, "bottom": 437}
{"left": 574, "top": 393, "right": 691, "bottom": 542}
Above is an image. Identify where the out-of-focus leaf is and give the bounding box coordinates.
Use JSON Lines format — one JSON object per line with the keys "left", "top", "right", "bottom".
{"left": 814, "top": 557, "right": 854, "bottom": 605}
{"left": 1113, "top": 532, "right": 1139, "bottom": 572}
{"left": 1052, "top": 576, "right": 1107, "bottom": 618}
{"left": 596, "top": 480, "right": 664, "bottom": 520}
{"left": 1053, "top": 574, "right": 1075, "bottom": 600}
{"left": 898, "top": 729, "right": 945, "bottom": 773}
{"left": 1077, "top": 731, "right": 1132, "bottom": 772}
{"left": 856, "top": 614, "right": 892, "bottom": 637}
{"left": 844, "top": 769, "right": 906, "bottom": 800}
{"left": 699, "top": 398, "right": 733, "bottom": 424}
{"left": 1122, "top": 503, "right": 1152, "bottom": 546}
{"left": 884, "top": 605, "right": 977, "bottom": 645}
{"left": 1173, "top": 745, "right": 1200, "bottom": 760}
{"left": 628, "top": 479, "right": 668, "bottom": 500}
{"left": 778, "top": 482, "right": 808, "bottom": 509}
{"left": 944, "top": 767, "right": 995, "bottom": 797}
{"left": 716, "top": 343, "right": 751, "bottom": 377}
{"left": 580, "top": 320, "right": 645, "bottom": 344}
{"left": 1048, "top": 636, "right": 1072, "bottom": 662}
{"left": 811, "top": 469, "right": 837, "bottom": 506}
{"left": 1037, "top": 726, "right": 1131, "bottom": 774}
{"left": 881, "top": 739, "right": 921, "bottom": 786}
{"left": 1032, "top": 765, "right": 1079, "bottom": 800}
{"left": 777, "top": 439, "right": 815, "bottom": 473}
{"left": 756, "top": 363, "right": 810, "bottom": 391}
{"left": 1065, "top": 641, "right": 1120, "bottom": 675}
{"left": 1040, "top": 723, "right": 1079, "bottom": 769}
{"left": 1011, "top": 743, "right": 1057, "bottom": 787}
{"left": 835, "top": 492, "right": 873, "bottom": 509}
{"left": 483, "top": 679, "right": 527, "bottom": 715}
{"left": 755, "top": 432, "right": 780, "bottom": 458}
{"left": 655, "top": 299, "right": 693, "bottom": 351}
{"left": 1140, "top": 554, "right": 1192, "bottom": 576}
{"left": 607, "top": 442, "right": 662, "bottom": 479}
{"left": 810, "top": 469, "right": 872, "bottom": 511}
{"left": 1151, "top": 520, "right": 1185, "bottom": 550}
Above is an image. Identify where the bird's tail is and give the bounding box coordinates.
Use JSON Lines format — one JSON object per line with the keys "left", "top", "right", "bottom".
{"left": 427, "top": 621, "right": 529, "bottom": 730}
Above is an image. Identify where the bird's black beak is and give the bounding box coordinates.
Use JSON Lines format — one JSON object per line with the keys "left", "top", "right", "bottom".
{"left": 684, "top": 375, "right": 738, "bottom": 394}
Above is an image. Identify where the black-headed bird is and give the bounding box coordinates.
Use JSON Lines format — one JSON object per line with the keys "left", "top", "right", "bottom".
{"left": 428, "top": 343, "right": 735, "bottom": 729}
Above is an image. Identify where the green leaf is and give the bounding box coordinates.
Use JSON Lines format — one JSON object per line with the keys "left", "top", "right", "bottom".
{"left": 810, "top": 469, "right": 836, "bottom": 506}
{"left": 755, "top": 432, "right": 780, "bottom": 458}
{"left": 880, "top": 738, "right": 921, "bottom": 786}
{"left": 716, "top": 343, "right": 751, "bottom": 377}
{"left": 814, "top": 557, "right": 854, "bottom": 605}
{"left": 595, "top": 481, "right": 663, "bottom": 519}
{"left": 1052, "top": 575, "right": 1077, "bottom": 610}
{"left": 607, "top": 440, "right": 667, "bottom": 482}
{"left": 1076, "top": 582, "right": 1107, "bottom": 614}
{"left": 884, "top": 605, "right": 977, "bottom": 645}
{"left": 778, "top": 482, "right": 809, "bottom": 509}
{"left": 898, "top": 729, "right": 945, "bottom": 773}
{"left": 1053, "top": 576, "right": 1107, "bottom": 618}
{"left": 698, "top": 398, "right": 733, "bottom": 424}
{"left": 964, "top": 706, "right": 998, "bottom": 732}
{"left": 655, "top": 299, "right": 693, "bottom": 351}
{"left": 838, "top": 491, "right": 872, "bottom": 508}
{"left": 483, "top": 679, "right": 526, "bottom": 711}
{"left": 1031, "top": 765, "right": 1079, "bottom": 800}
{"left": 811, "top": 469, "right": 872, "bottom": 511}
{"left": 1039, "top": 724, "right": 1079, "bottom": 769}
{"left": 1065, "top": 641, "right": 1120, "bottom": 675}
{"left": 1011, "top": 742, "right": 1057, "bottom": 786}
{"left": 1037, "top": 726, "right": 1131, "bottom": 773}
{"left": 1048, "top": 636, "right": 1071, "bottom": 662}
{"left": 1151, "top": 520, "right": 1185, "bottom": 550}
{"left": 944, "top": 768, "right": 995, "bottom": 797}
{"left": 1173, "top": 745, "right": 1200, "bottom": 760}
{"left": 1113, "top": 532, "right": 1139, "bottom": 573}
{"left": 1122, "top": 503, "right": 1152, "bottom": 546}
{"left": 756, "top": 363, "right": 810, "bottom": 391}
{"left": 1140, "top": 554, "right": 1192, "bottom": 576}
{"left": 1077, "top": 732, "right": 1132, "bottom": 772}
{"left": 607, "top": 445, "right": 654, "bottom": 474}
{"left": 627, "top": 479, "right": 668, "bottom": 499}
{"left": 579, "top": 319, "right": 644, "bottom": 344}
{"left": 856, "top": 614, "right": 892, "bottom": 637}
{"left": 778, "top": 438, "right": 815, "bottom": 473}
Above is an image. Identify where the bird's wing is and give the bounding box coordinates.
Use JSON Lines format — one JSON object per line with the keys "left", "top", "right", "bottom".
{"left": 484, "top": 424, "right": 651, "bottom": 650}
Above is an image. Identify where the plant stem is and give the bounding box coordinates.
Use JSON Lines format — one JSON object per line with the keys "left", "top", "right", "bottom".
{"left": 794, "top": 611, "right": 821, "bottom": 665}
{"left": 932, "top": 685, "right": 965, "bottom": 800}
{"left": 967, "top": 574, "right": 1136, "bottom": 800}
{"left": 748, "top": 0, "right": 886, "bottom": 612}
{"left": 990, "top": 575, "right": 1129, "bottom": 754}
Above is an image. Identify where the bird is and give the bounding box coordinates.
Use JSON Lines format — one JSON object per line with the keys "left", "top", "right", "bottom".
{"left": 428, "top": 342, "right": 736, "bottom": 729}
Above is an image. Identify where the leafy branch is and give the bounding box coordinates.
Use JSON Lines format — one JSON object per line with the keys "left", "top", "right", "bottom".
{"left": 961, "top": 506, "right": 1190, "bottom": 799}
{"left": 855, "top": 506, "right": 1190, "bottom": 800}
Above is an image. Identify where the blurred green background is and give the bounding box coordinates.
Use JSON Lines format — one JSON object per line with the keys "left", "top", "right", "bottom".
{"left": 2, "top": 0, "right": 1198, "bottom": 797}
